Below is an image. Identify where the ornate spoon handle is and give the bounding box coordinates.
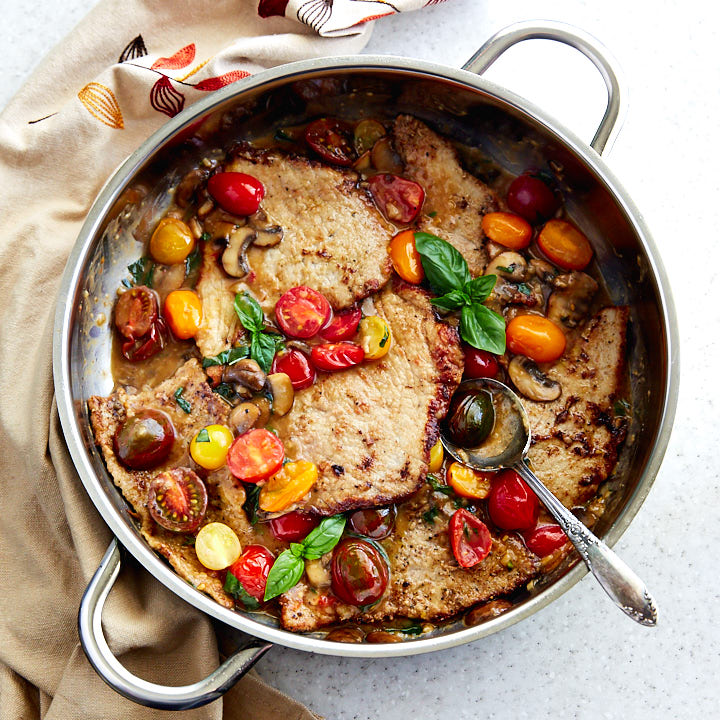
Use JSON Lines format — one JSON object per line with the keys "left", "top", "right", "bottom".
{"left": 513, "top": 462, "right": 658, "bottom": 626}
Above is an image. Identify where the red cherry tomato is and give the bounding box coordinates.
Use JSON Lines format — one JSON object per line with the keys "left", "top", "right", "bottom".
{"left": 269, "top": 511, "right": 320, "bottom": 542}
{"left": 304, "top": 118, "right": 355, "bottom": 166}
{"left": 207, "top": 172, "right": 265, "bottom": 216}
{"left": 319, "top": 306, "right": 362, "bottom": 341}
{"left": 463, "top": 347, "right": 500, "bottom": 379}
{"left": 449, "top": 509, "right": 492, "bottom": 568}
{"left": 487, "top": 469, "right": 539, "bottom": 530}
{"left": 147, "top": 468, "right": 208, "bottom": 533}
{"left": 114, "top": 410, "right": 175, "bottom": 469}
{"left": 348, "top": 506, "right": 396, "bottom": 540}
{"left": 271, "top": 349, "right": 316, "bottom": 390}
{"left": 507, "top": 172, "right": 561, "bottom": 224}
{"left": 331, "top": 538, "right": 389, "bottom": 606}
{"left": 368, "top": 174, "right": 425, "bottom": 224}
{"left": 115, "top": 286, "right": 158, "bottom": 340}
{"left": 274, "top": 286, "right": 332, "bottom": 339}
{"left": 120, "top": 316, "right": 169, "bottom": 362}
{"left": 311, "top": 343, "right": 364, "bottom": 372}
{"left": 524, "top": 524, "right": 567, "bottom": 557}
{"left": 227, "top": 545, "right": 275, "bottom": 601}
{"left": 226, "top": 428, "right": 285, "bottom": 483}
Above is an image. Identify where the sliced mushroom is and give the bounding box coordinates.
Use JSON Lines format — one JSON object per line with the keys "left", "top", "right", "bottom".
{"left": 267, "top": 372, "right": 294, "bottom": 416}
{"left": 248, "top": 208, "right": 284, "bottom": 247}
{"left": 254, "top": 396, "right": 272, "bottom": 427}
{"left": 175, "top": 168, "right": 208, "bottom": 208}
{"left": 547, "top": 271, "right": 598, "bottom": 328}
{"left": 508, "top": 355, "right": 561, "bottom": 402}
{"left": 205, "top": 207, "right": 247, "bottom": 242}
{"left": 222, "top": 226, "right": 256, "bottom": 277}
{"left": 223, "top": 358, "right": 266, "bottom": 391}
{"left": 305, "top": 557, "right": 332, "bottom": 588}
{"left": 229, "top": 402, "right": 261, "bottom": 435}
{"left": 529, "top": 258, "right": 557, "bottom": 284}
{"left": 485, "top": 252, "right": 528, "bottom": 282}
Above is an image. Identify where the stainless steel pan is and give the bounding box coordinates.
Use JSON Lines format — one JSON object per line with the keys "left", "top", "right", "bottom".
{"left": 53, "top": 21, "right": 679, "bottom": 710}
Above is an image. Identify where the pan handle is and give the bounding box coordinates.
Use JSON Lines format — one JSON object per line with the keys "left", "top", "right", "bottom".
{"left": 78, "top": 538, "right": 272, "bottom": 710}
{"left": 462, "top": 20, "right": 626, "bottom": 155}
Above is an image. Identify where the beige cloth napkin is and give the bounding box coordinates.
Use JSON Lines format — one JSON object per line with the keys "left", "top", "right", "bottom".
{"left": 0, "top": 0, "right": 445, "bottom": 716}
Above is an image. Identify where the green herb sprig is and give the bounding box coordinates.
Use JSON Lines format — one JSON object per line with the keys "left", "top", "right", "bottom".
{"left": 414, "top": 232, "right": 506, "bottom": 355}
{"left": 233, "top": 292, "right": 284, "bottom": 373}
{"left": 125, "top": 256, "right": 155, "bottom": 288}
{"left": 173, "top": 387, "right": 192, "bottom": 413}
{"left": 202, "top": 346, "right": 251, "bottom": 368}
{"left": 224, "top": 572, "right": 261, "bottom": 610}
{"left": 264, "top": 515, "right": 346, "bottom": 601}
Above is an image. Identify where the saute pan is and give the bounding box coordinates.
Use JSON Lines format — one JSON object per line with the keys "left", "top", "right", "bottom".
{"left": 53, "top": 21, "right": 679, "bottom": 709}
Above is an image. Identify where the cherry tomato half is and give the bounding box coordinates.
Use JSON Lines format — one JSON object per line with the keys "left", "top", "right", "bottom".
{"left": 319, "top": 306, "right": 362, "bottom": 341}
{"left": 487, "top": 469, "right": 539, "bottom": 531}
{"left": 507, "top": 172, "right": 561, "bottom": 224}
{"left": 368, "top": 174, "right": 425, "bottom": 225}
{"left": 227, "top": 545, "right": 275, "bottom": 601}
{"left": 481, "top": 212, "right": 533, "bottom": 250}
{"left": 428, "top": 439, "right": 444, "bottom": 473}
{"left": 120, "top": 316, "right": 169, "bottom": 362}
{"left": 195, "top": 522, "right": 241, "bottom": 570}
{"left": 274, "top": 286, "right": 331, "bottom": 339}
{"left": 449, "top": 509, "right": 492, "bottom": 568}
{"left": 271, "top": 349, "right": 316, "bottom": 390}
{"left": 226, "top": 428, "right": 285, "bottom": 484}
{"left": 190, "top": 424, "right": 234, "bottom": 471}
{"left": 388, "top": 229, "right": 424, "bottom": 283}
{"left": 524, "top": 524, "right": 567, "bottom": 557}
{"left": 506, "top": 315, "right": 566, "bottom": 363}
{"left": 311, "top": 343, "right": 364, "bottom": 372}
{"left": 269, "top": 511, "right": 320, "bottom": 542}
{"left": 331, "top": 538, "right": 389, "bottom": 606}
{"left": 537, "top": 219, "right": 593, "bottom": 271}
{"left": 446, "top": 462, "right": 494, "bottom": 500}
{"left": 207, "top": 172, "right": 265, "bottom": 216}
{"left": 150, "top": 218, "right": 195, "bottom": 265}
{"left": 147, "top": 467, "right": 208, "bottom": 533}
{"left": 114, "top": 410, "right": 175, "bottom": 470}
{"left": 348, "top": 506, "right": 396, "bottom": 540}
{"left": 258, "top": 460, "right": 318, "bottom": 513}
{"left": 358, "top": 316, "right": 391, "bottom": 360}
{"left": 304, "top": 118, "right": 355, "bottom": 167}
{"left": 163, "top": 289, "right": 203, "bottom": 340}
{"left": 463, "top": 347, "right": 500, "bottom": 379}
{"left": 115, "top": 286, "right": 158, "bottom": 340}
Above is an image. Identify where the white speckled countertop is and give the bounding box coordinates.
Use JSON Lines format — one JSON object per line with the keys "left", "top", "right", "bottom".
{"left": 5, "top": 0, "right": 718, "bottom": 717}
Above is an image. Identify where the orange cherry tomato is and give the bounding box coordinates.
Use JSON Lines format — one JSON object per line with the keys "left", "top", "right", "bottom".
{"left": 388, "top": 230, "right": 424, "bottom": 283}
{"left": 446, "top": 462, "right": 494, "bottom": 499}
{"left": 227, "top": 428, "right": 285, "bottom": 484}
{"left": 537, "top": 219, "right": 593, "bottom": 270}
{"left": 163, "top": 290, "right": 203, "bottom": 339}
{"left": 506, "top": 315, "right": 566, "bottom": 363}
{"left": 259, "top": 460, "right": 318, "bottom": 513}
{"left": 481, "top": 212, "right": 533, "bottom": 250}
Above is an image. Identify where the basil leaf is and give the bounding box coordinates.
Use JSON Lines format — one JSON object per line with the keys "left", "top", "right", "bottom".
{"left": 430, "top": 289, "right": 468, "bottom": 312}
{"left": 459, "top": 303, "right": 506, "bottom": 355}
{"left": 414, "top": 232, "right": 470, "bottom": 293}
{"left": 263, "top": 549, "right": 305, "bottom": 601}
{"left": 202, "top": 345, "right": 251, "bottom": 368}
{"left": 427, "top": 474, "right": 455, "bottom": 497}
{"left": 301, "top": 515, "right": 346, "bottom": 560}
{"left": 173, "top": 387, "right": 192, "bottom": 414}
{"left": 127, "top": 257, "right": 155, "bottom": 287}
{"left": 185, "top": 245, "right": 202, "bottom": 278}
{"left": 234, "top": 292, "right": 265, "bottom": 333}
{"left": 289, "top": 542, "right": 304, "bottom": 558}
{"left": 386, "top": 623, "right": 424, "bottom": 635}
{"left": 213, "top": 383, "right": 238, "bottom": 403}
{"left": 195, "top": 428, "right": 210, "bottom": 443}
{"left": 465, "top": 275, "right": 497, "bottom": 304}
{"left": 422, "top": 506, "right": 439, "bottom": 523}
{"left": 251, "top": 332, "right": 278, "bottom": 374}
{"left": 242, "top": 484, "right": 261, "bottom": 525}
{"left": 224, "top": 571, "right": 261, "bottom": 610}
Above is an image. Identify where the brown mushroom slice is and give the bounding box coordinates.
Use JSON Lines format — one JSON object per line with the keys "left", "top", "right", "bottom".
{"left": 508, "top": 355, "right": 561, "bottom": 402}
{"left": 267, "top": 372, "right": 294, "bottom": 416}
{"left": 547, "top": 271, "right": 599, "bottom": 328}
{"left": 222, "top": 226, "right": 256, "bottom": 277}
{"left": 229, "top": 402, "right": 262, "bottom": 435}
{"left": 223, "top": 358, "right": 266, "bottom": 392}
{"left": 486, "top": 251, "right": 528, "bottom": 282}
{"left": 248, "top": 208, "right": 284, "bottom": 247}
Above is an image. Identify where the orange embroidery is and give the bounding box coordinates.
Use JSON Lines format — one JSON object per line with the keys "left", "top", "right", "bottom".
{"left": 151, "top": 44, "right": 196, "bottom": 70}
{"left": 193, "top": 70, "right": 250, "bottom": 91}
{"left": 177, "top": 57, "right": 212, "bottom": 82}
{"left": 77, "top": 82, "right": 124, "bottom": 129}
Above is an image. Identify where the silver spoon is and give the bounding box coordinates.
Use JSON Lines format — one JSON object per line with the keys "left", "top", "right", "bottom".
{"left": 441, "top": 378, "right": 658, "bottom": 626}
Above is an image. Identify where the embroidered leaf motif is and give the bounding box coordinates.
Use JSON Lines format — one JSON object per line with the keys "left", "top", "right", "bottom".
{"left": 150, "top": 77, "right": 185, "bottom": 118}
{"left": 297, "top": 0, "right": 333, "bottom": 31}
{"left": 118, "top": 34, "right": 148, "bottom": 63}
{"left": 77, "top": 83, "right": 124, "bottom": 129}
{"left": 151, "top": 44, "right": 196, "bottom": 70}
{"left": 193, "top": 70, "right": 250, "bottom": 92}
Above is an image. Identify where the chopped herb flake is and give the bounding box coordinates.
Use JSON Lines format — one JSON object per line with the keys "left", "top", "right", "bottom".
{"left": 195, "top": 428, "right": 210, "bottom": 443}
{"left": 614, "top": 399, "right": 630, "bottom": 416}
{"left": 173, "top": 387, "right": 192, "bottom": 414}
{"left": 495, "top": 265, "right": 512, "bottom": 273}
{"left": 422, "top": 506, "right": 439, "bottom": 523}
{"left": 200, "top": 232, "right": 211, "bottom": 241}
{"left": 517, "top": 282, "right": 532, "bottom": 296}
{"left": 242, "top": 484, "right": 261, "bottom": 525}
{"left": 212, "top": 383, "right": 238, "bottom": 402}
{"left": 427, "top": 474, "right": 454, "bottom": 497}
{"left": 428, "top": 210, "right": 438, "bottom": 218}
{"left": 379, "top": 326, "right": 390, "bottom": 348}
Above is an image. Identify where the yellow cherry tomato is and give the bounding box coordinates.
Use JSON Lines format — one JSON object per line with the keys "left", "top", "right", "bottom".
{"left": 388, "top": 229, "right": 424, "bottom": 284}
{"left": 447, "top": 462, "right": 494, "bottom": 499}
{"left": 481, "top": 212, "right": 533, "bottom": 250}
{"left": 506, "top": 314, "right": 566, "bottom": 363}
{"left": 195, "top": 522, "right": 241, "bottom": 570}
{"left": 259, "top": 460, "right": 318, "bottom": 513}
{"left": 163, "top": 289, "right": 203, "bottom": 339}
{"left": 429, "top": 439, "right": 444, "bottom": 473}
{"left": 358, "top": 315, "right": 392, "bottom": 360}
{"left": 537, "top": 219, "right": 593, "bottom": 270}
{"left": 190, "top": 424, "right": 234, "bottom": 471}
{"left": 150, "top": 217, "right": 195, "bottom": 265}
